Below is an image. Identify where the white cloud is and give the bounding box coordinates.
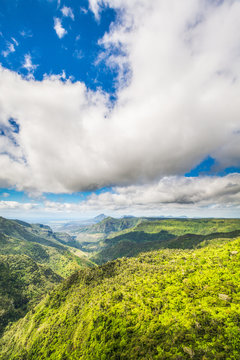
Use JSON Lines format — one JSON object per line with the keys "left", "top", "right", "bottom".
{"left": 42, "top": 174, "right": 240, "bottom": 217}
{"left": 0, "top": 0, "right": 240, "bottom": 200}
{"left": 88, "top": 0, "right": 100, "bottom": 19}
{"left": 2, "top": 193, "right": 9, "bottom": 198}
{"left": 2, "top": 42, "right": 15, "bottom": 57}
{"left": 61, "top": 6, "right": 74, "bottom": 20}
{"left": 54, "top": 17, "right": 67, "bottom": 38}
{"left": 22, "top": 54, "right": 38, "bottom": 73}
{"left": 0, "top": 201, "right": 38, "bottom": 211}
{"left": 1, "top": 174, "right": 240, "bottom": 218}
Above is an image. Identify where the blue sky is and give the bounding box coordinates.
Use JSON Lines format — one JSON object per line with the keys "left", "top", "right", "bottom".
{"left": 0, "top": 0, "right": 117, "bottom": 92}
{"left": 0, "top": 0, "right": 240, "bottom": 221}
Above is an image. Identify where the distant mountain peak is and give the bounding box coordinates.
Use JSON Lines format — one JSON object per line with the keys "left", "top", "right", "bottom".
{"left": 93, "top": 214, "right": 107, "bottom": 222}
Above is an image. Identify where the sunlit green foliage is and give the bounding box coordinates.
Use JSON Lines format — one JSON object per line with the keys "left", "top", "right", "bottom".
{"left": 74, "top": 217, "right": 240, "bottom": 257}
{"left": 2, "top": 236, "right": 240, "bottom": 359}
{"left": 92, "top": 227, "right": 240, "bottom": 264}
{"left": 0, "top": 217, "right": 94, "bottom": 338}
{"left": 134, "top": 218, "right": 240, "bottom": 235}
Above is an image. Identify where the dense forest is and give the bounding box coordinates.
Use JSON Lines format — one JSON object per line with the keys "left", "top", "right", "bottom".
{"left": 1, "top": 216, "right": 240, "bottom": 359}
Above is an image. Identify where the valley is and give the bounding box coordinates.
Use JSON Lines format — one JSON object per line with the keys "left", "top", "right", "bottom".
{"left": 0, "top": 215, "right": 240, "bottom": 359}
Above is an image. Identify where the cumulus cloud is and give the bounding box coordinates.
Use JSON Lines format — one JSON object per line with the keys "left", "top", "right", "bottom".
{"left": 0, "top": 0, "right": 240, "bottom": 197}
{"left": 1, "top": 174, "right": 239, "bottom": 217}
{"left": 61, "top": 6, "right": 74, "bottom": 20}
{"left": 0, "top": 201, "right": 38, "bottom": 211}
{"left": 54, "top": 17, "right": 67, "bottom": 38}
{"left": 42, "top": 174, "right": 240, "bottom": 216}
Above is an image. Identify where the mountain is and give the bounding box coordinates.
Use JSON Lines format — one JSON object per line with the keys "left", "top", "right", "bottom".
{"left": 58, "top": 217, "right": 240, "bottom": 256}
{"left": 0, "top": 217, "right": 94, "bottom": 277}
{"left": 132, "top": 218, "right": 240, "bottom": 235}
{"left": 92, "top": 213, "right": 107, "bottom": 222}
{"left": 89, "top": 218, "right": 240, "bottom": 264}
{"left": 0, "top": 216, "right": 95, "bottom": 337}
{"left": 0, "top": 254, "right": 62, "bottom": 335}
{"left": 64, "top": 216, "right": 142, "bottom": 251}
{"left": 1, "top": 236, "right": 240, "bottom": 359}
{"left": 56, "top": 214, "right": 108, "bottom": 232}
{"left": 92, "top": 228, "right": 240, "bottom": 264}
{"left": 78, "top": 216, "right": 140, "bottom": 234}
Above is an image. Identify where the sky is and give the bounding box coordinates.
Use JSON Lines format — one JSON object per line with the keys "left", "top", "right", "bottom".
{"left": 0, "top": 0, "right": 240, "bottom": 221}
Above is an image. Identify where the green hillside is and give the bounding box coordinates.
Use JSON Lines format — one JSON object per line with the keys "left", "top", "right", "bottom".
{"left": 0, "top": 254, "right": 62, "bottom": 335}
{"left": 74, "top": 216, "right": 140, "bottom": 235}
{"left": 92, "top": 229, "right": 240, "bottom": 264}
{"left": 1, "top": 236, "right": 240, "bottom": 359}
{"left": 69, "top": 217, "right": 240, "bottom": 254}
{"left": 133, "top": 218, "right": 240, "bottom": 235}
{"left": 90, "top": 217, "right": 240, "bottom": 264}
{"left": 0, "top": 217, "right": 94, "bottom": 277}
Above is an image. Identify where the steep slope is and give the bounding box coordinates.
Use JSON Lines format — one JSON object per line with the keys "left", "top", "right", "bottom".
{"left": 73, "top": 216, "right": 140, "bottom": 235}
{"left": 1, "top": 237, "right": 240, "bottom": 359}
{"left": 90, "top": 218, "right": 240, "bottom": 264}
{"left": 0, "top": 217, "right": 94, "bottom": 277}
{"left": 0, "top": 217, "right": 63, "bottom": 249}
{"left": 58, "top": 214, "right": 107, "bottom": 232}
{"left": 0, "top": 254, "right": 62, "bottom": 335}
{"left": 68, "top": 216, "right": 142, "bottom": 252}
{"left": 65, "top": 217, "right": 240, "bottom": 254}
{"left": 92, "top": 228, "right": 240, "bottom": 264}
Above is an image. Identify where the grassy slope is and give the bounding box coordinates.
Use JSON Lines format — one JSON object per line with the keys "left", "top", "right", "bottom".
{"left": 1, "top": 236, "right": 240, "bottom": 359}
{"left": 0, "top": 254, "right": 62, "bottom": 335}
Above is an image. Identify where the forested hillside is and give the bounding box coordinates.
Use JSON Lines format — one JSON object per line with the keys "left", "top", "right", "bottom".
{"left": 90, "top": 218, "right": 240, "bottom": 264}
{"left": 70, "top": 216, "right": 140, "bottom": 235}
{"left": 0, "top": 254, "right": 62, "bottom": 335}
{"left": 0, "top": 217, "right": 95, "bottom": 337}
{"left": 0, "top": 217, "right": 93, "bottom": 277}
{"left": 1, "top": 236, "right": 240, "bottom": 359}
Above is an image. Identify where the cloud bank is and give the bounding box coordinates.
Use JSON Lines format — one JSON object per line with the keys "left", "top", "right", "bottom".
{"left": 1, "top": 174, "right": 240, "bottom": 218}
{"left": 0, "top": 0, "right": 240, "bottom": 202}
